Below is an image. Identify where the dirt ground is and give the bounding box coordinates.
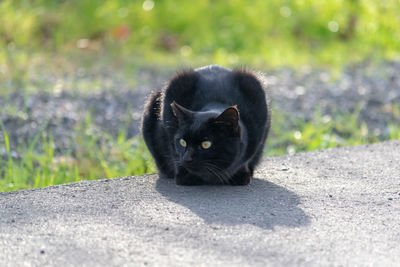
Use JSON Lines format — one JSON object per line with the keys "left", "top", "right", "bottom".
{"left": 1, "top": 61, "right": 399, "bottom": 157}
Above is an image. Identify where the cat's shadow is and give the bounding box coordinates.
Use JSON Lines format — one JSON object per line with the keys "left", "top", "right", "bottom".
{"left": 155, "top": 177, "right": 310, "bottom": 230}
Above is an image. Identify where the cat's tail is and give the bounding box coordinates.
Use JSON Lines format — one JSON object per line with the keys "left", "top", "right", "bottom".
{"left": 141, "top": 90, "right": 163, "bottom": 133}
{"left": 141, "top": 90, "right": 175, "bottom": 178}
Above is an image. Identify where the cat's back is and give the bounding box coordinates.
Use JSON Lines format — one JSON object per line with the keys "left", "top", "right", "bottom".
{"left": 193, "top": 65, "right": 267, "bottom": 110}
{"left": 194, "top": 64, "right": 231, "bottom": 78}
{"left": 192, "top": 65, "right": 241, "bottom": 107}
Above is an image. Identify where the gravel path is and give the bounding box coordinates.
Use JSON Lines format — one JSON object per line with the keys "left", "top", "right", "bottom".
{"left": 1, "top": 61, "right": 399, "bottom": 156}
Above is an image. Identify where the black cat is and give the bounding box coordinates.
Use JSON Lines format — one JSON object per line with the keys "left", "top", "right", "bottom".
{"left": 141, "top": 65, "right": 271, "bottom": 185}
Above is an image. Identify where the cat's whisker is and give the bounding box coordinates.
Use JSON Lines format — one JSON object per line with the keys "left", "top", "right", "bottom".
{"left": 203, "top": 162, "right": 230, "bottom": 185}
{"left": 204, "top": 166, "right": 225, "bottom": 185}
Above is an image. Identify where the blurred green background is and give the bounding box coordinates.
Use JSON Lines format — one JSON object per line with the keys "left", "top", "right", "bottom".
{"left": 1, "top": 0, "right": 400, "bottom": 191}
{"left": 1, "top": 0, "right": 399, "bottom": 69}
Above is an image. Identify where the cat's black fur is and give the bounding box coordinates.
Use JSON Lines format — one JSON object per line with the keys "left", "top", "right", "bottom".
{"left": 141, "top": 65, "right": 271, "bottom": 185}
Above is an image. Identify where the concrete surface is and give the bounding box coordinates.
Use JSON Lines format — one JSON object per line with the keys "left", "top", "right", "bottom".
{"left": 1, "top": 140, "right": 399, "bottom": 266}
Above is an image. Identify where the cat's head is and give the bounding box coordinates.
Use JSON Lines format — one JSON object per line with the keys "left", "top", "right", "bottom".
{"left": 170, "top": 101, "right": 241, "bottom": 182}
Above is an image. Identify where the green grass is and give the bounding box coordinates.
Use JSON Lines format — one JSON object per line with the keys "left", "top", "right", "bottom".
{"left": 0, "top": 113, "right": 155, "bottom": 192}
{"left": 1, "top": 0, "right": 400, "bottom": 71}
{"left": 267, "top": 106, "right": 389, "bottom": 156}
{"left": 1, "top": 107, "right": 399, "bottom": 192}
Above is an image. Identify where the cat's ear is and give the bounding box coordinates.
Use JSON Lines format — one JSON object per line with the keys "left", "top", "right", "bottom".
{"left": 170, "top": 101, "right": 194, "bottom": 121}
{"left": 214, "top": 105, "right": 240, "bottom": 129}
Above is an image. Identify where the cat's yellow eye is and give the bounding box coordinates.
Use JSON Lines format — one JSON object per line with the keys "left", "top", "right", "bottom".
{"left": 179, "top": 138, "right": 187, "bottom": 147}
{"left": 201, "top": 141, "right": 212, "bottom": 149}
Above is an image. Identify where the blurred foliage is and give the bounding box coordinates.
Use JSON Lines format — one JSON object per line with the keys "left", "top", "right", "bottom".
{"left": 1, "top": 0, "right": 400, "bottom": 67}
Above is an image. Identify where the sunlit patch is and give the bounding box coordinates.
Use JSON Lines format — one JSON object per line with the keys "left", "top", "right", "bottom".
{"left": 142, "top": 0, "right": 154, "bottom": 11}
{"left": 201, "top": 141, "right": 212, "bottom": 149}
{"left": 76, "top": 39, "right": 90, "bottom": 49}
{"left": 295, "top": 86, "right": 305, "bottom": 96}
{"left": 294, "top": 131, "right": 302, "bottom": 140}
{"left": 328, "top": 21, "right": 339, "bottom": 32}
{"left": 280, "top": 6, "right": 292, "bottom": 18}
{"left": 180, "top": 45, "right": 192, "bottom": 57}
{"left": 322, "top": 115, "right": 332, "bottom": 124}
{"left": 287, "top": 145, "right": 295, "bottom": 155}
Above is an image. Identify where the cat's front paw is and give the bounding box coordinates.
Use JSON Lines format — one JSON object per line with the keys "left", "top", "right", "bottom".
{"left": 230, "top": 167, "right": 252, "bottom": 185}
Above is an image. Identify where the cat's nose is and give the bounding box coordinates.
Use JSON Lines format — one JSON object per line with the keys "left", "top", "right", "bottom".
{"left": 183, "top": 151, "right": 193, "bottom": 163}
